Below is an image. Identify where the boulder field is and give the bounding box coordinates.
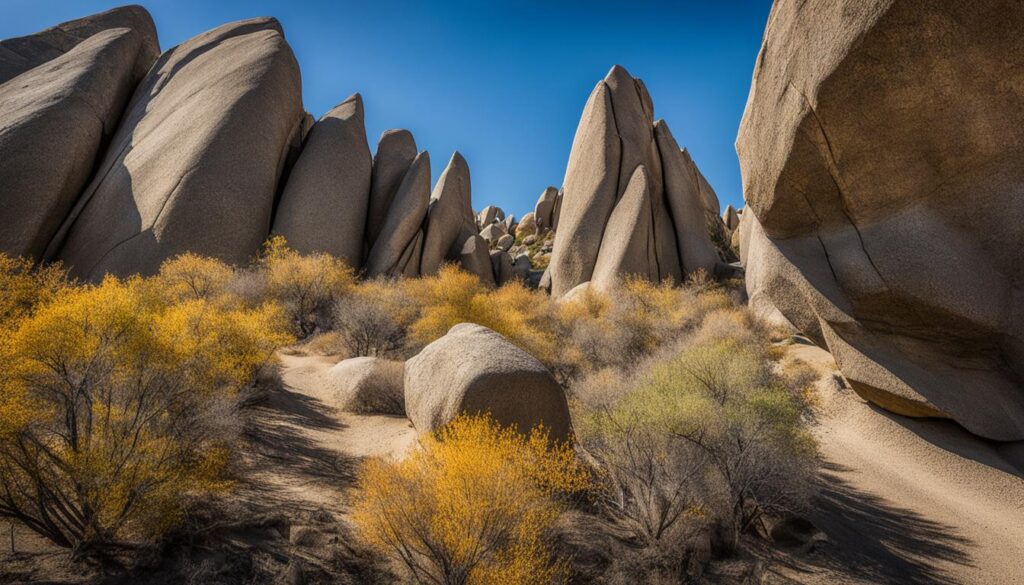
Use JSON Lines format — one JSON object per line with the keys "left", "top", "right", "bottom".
{"left": 736, "top": 0, "right": 1024, "bottom": 442}
{"left": 1, "top": 9, "right": 729, "bottom": 293}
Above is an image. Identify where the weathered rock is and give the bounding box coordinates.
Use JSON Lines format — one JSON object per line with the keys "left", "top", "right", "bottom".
{"left": 490, "top": 250, "right": 513, "bottom": 285}
{"left": 496, "top": 234, "right": 514, "bottom": 251}
{"left": 538, "top": 267, "right": 552, "bottom": 293}
{"left": 479, "top": 222, "right": 505, "bottom": 244}
{"left": 502, "top": 215, "right": 517, "bottom": 235}
{"left": 557, "top": 281, "right": 593, "bottom": 304}
{"left": 737, "top": 0, "right": 1024, "bottom": 441}
{"left": 365, "top": 151, "right": 430, "bottom": 276}
{"left": 366, "top": 129, "right": 417, "bottom": 250}
{"left": 523, "top": 235, "right": 537, "bottom": 246}
{"left": 683, "top": 148, "right": 720, "bottom": 216}
{"left": 534, "top": 187, "right": 558, "bottom": 231}
{"left": 0, "top": 28, "right": 153, "bottom": 261}
{"left": 273, "top": 93, "right": 371, "bottom": 266}
{"left": 0, "top": 5, "right": 159, "bottom": 84}
{"left": 591, "top": 166, "right": 655, "bottom": 292}
{"left": 548, "top": 80, "right": 620, "bottom": 297}
{"left": 459, "top": 234, "right": 495, "bottom": 287}
{"left": 655, "top": 120, "right": 720, "bottom": 277}
{"left": 49, "top": 18, "right": 303, "bottom": 279}
{"left": 551, "top": 188, "right": 564, "bottom": 232}
{"left": 421, "top": 152, "right": 474, "bottom": 275}
{"left": 722, "top": 204, "right": 740, "bottom": 231}
{"left": 510, "top": 253, "right": 532, "bottom": 281}
{"left": 397, "top": 229, "right": 424, "bottom": 278}
{"left": 477, "top": 205, "right": 504, "bottom": 228}
{"left": 515, "top": 212, "right": 538, "bottom": 239}
{"left": 404, "top": 323, "right": 572, "bottom": 442}
{"left": 329, "top": 357, "right": 405, "bottom": 415}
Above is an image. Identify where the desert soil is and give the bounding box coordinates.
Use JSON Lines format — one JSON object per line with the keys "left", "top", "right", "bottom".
{"left": 768, "top": 342, "right": 1024, "bottom": 585}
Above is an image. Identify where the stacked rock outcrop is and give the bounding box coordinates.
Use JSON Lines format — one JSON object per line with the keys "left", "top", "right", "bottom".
{"left": 547, "top": 65, "right": 724, "bottom": 297}
{"left": 0, "top": 6, "right": 158, "bottom": 262}
{"left": 736, "top": 0, "right": 1024, "bottom": 441}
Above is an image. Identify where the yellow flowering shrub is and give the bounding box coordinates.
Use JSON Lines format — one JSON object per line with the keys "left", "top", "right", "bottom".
{"left": 352, "top": 414, "right": 589, "bottom": 585}
{"left": 261, "top": 235, "right": 355, "bottom": 336}
{"left": 0, "top": 276, "right": 291, "bottom": 552}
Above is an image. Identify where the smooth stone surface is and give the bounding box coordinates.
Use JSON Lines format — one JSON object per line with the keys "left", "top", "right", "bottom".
{"left": 534, "top": 186, "right": 558, "bottom": 231}
{"left": 0, "top": 28, "right": 152, "bottom": 261}
{"left": 50, "top": 18, "right": 304, "bottom": 279}
{"left": 366, "top": 129, "right": 417, "bottom": 250}
{"left": 459, "top": 234, "right": 495, "bottom": 287}
{"left": 421, "top": 152, "right": 474, "bottom": 276}
{"left": 591, "top": 165, "right": 655, "bottom": 292}
{"left": 365, "top": 151, "right": 430, "bottom": 277}
{"left": 404, "top": 323, "right": 572, "bottom": 442}
{"left": 273, "top": 93, "right": 371, "bottom": 267}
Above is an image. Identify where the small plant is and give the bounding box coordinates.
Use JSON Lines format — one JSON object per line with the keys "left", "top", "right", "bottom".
{"left": 260, "top": 236, "right": 355, "bottom": 337}
{"left": 334, "top": 279, "right": 416, "bottom": 358}
{"left": 351, "top": 414, "right": 589, "bottom": 585}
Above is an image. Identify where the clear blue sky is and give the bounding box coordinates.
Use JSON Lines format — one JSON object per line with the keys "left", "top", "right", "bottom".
{"left": 3, "top": 0, "right": 771, "bottom": 216}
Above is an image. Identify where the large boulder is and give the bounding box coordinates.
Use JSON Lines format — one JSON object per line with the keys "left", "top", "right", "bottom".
{"left": 655, "top": 120, "right": 720, "bottom": 276}
{"left": 273, "top": 93, "right": 371, "bottom": 266}
{"left": 591, "top": 166, "right": 655, "bottom": 292}
{"left": 0, "top": 5, "right": 158, "bottom": 84}
{"left": 366, "top": 129, "right": 417, "bottom": 250}
{"left": 365, "top": 151, "right": 430, "bottom": 276}
{"left": 0, "top": 26, "right": 155, "bottom": 261}
{"left": 459, "top": 234, "right": 495, "bottom": 287}
{"left": 404, "top": 323, "right": 572, "bottom": 442}
{"left": 421, "top": 152, "right": 474, "bottom": 275}
{"left": 49, "top": 18, "right": 304, "bottom": 279}
{"left": 534, "top": 186, "right": 558, "bottom": 231}
{"left": 549, "top": 65, "right": 719, "bottom": 296}
{"left": 737, "top": 0, "right": 1024, "bottom": 441}
{"left": 477, "top": 205, "right": 504, "bottom": 228}
{"left": 329, "top": 357, "right": 405, "bottom": 415}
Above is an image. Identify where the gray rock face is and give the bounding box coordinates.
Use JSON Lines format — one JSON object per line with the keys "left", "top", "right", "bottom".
{"left": 477, "top": 205, "right": 505, "bottom": 229}
{"left": 549, "top": 65, "right": 720, "bottom": 296}
{"left": 722, "top": 204, "right": 739, "bottom": 231}
{"left": 0, "top": 5, "right": 159, "bottom": 84}
{"left": 737, "top": 0, "right": 1024, "bottom": 441}
{"left": 0, "top": 27, "right": 154, "bottom": 261}
{"left": 515, "top": 212, "right": 537, "bottom": 239}
{"left": 534, "top": 187, "right": 558, "bottom": 231}
{"left": 551, "top": 189, "right": 564, "bottom": 231}
{"left": 490, "top": 249, "right": 513, "bottom": 285}
{"left": 591, "top": 166, "right": 655, "bottom": 292}
{"left": 49, "top": 18, "right": 303, "bottom": 279}
{"left": 365, "top": 151, "right": 430, "bottom": 276}
{"left": 459, "top": 234, "right": 495, "bottom": 287}
{"left": 404, "top": 323, "right": 572, "bottom": 442}
{"left": 510, "top": 253, "right": 532, "bottom": 282}
{"left": 273, "top": 93, "right": 371, "bottom": 267}
{"left": 479, "top": 222, "right": 505, "bottom": 244}
{"left": 496, "top": 234, "right": 514, "bottom": 251}
{"left": 397, "top": 229, "right": 424, "bottom": 277}
{"left": 421, "top": 152, "right": 474, "bottom": 275}
{"left": 548, "top": 80, "right": 619, "bottom": 297}
{"left": 655, "top": 121, "right": 720, "bottom": 276}
{"left": 366, "top": 129, "right": 417, "bottom": 250}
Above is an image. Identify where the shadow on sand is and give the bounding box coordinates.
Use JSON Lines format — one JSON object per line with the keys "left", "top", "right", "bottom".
{"left": 807, "top": 461, "right": 974, "bottom": 585}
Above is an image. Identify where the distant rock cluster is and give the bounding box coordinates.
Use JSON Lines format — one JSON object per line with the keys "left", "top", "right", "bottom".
{"left": 547, "top": 65, "right": 731, "bottom": 298}
{"left": 736, "top": 0, "right": 1024, "bottom": 442}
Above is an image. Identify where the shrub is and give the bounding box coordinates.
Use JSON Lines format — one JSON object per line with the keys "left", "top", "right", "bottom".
{"left": 153, "top": 253, "right": 234, "bottom": 303}
{"left": 334, "top": 279, "right": 417, "bottom": 358}
{"left": 261, "top": 236, "right": 355, "bottom": 337}
{"left": 351, "top": 414, "right": 589, "bottom": 585}
{"left": 0, "top": 254, "right": 69, "bottom": 328}
{"left": 0, "top": 276, "right": 292, "bottom": 555}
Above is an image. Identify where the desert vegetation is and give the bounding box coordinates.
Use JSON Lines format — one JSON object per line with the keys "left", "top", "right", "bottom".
{"left": 0, "top": 242, "right": 819, "bottom": 583}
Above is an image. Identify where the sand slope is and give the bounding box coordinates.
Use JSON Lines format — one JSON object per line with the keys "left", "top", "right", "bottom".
{"left": 790, "top": 343, "right": 1024, "bottom": 585}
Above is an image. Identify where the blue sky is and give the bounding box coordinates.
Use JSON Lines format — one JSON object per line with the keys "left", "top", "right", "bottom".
{"left": 3, "top": 0, "right": 771, "bottom": 216}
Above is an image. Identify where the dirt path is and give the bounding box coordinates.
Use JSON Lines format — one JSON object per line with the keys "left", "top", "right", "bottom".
{"left": 243, "top": 352, "right": 417, "bottom": 513}
{"left": 785, "top": 343, "right": 1024, "bottom": 585}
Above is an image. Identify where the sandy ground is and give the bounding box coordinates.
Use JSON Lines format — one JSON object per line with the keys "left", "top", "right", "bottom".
{"left": 779, "top": 342, "right": 1024, "bottom": 585}
{"left": 243, "top": 352, "right": 417, "bottom": 512}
